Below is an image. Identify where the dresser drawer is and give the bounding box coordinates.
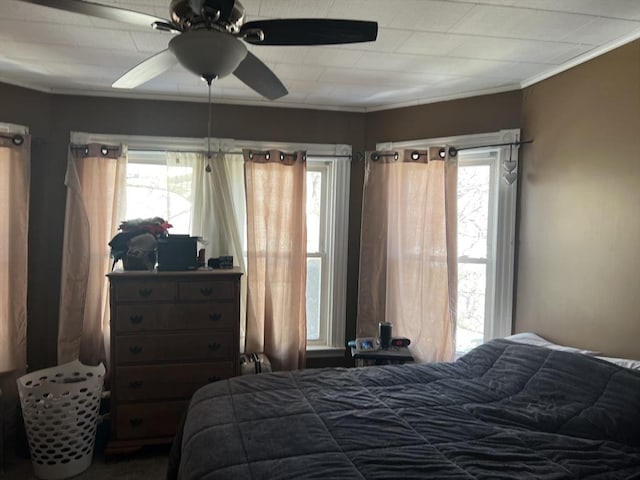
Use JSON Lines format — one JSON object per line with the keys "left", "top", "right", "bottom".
{"left": 116, "top": 303, "right": 236, "bottom": 332}
{"left": 167, "top": 302, "right": 237, "bottom": 330}
{"left": 116, "top": 362, "right": 233, "bottom": 402}
{"left": 116, "top": 332, "right": 234, "bottom": 364}
{"left": 178, "top": 280, "right": 235, "bottom": 301}
{"left": 115, "top": 305, "right": 169, "bottom": 333}
{"left": 115, "top": 281, "right": 177, "bottom": 302}
{"left": 115, "top": 401, "right": 187, "bottom": 440}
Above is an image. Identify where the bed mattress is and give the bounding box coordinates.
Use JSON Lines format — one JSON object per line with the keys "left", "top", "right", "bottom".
{"left": 169, "top": 339, "right": 640, "bottom": 479}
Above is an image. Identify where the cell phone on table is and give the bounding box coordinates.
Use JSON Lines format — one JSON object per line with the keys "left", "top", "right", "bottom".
{"left": 354, "top": 337, "right": 379, "bottom": 352}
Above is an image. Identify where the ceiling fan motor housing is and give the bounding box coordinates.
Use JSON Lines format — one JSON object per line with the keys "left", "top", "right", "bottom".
{"left": 170, "top": 0, "right": 245, "bottom": 30}
{"left": 168, "top": 29, "right": 248, "bottom": 79}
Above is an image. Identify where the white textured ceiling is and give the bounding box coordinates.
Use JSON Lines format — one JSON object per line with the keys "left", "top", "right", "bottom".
{"left": 1, "top": 0, "right": 639, "bottom": 111}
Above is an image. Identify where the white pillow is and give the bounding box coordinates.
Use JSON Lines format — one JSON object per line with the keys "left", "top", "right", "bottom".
{"left": 596, "top": 356, "right": 640, "bottom": 371}
{"left": 505, "top": 332, "right": 601, "bottom": 356}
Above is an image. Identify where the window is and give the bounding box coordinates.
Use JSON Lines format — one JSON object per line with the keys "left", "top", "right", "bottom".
{"left": 120, "top": 138, "right": 350, "bottom": 352}
{"left": 125, "top": 151, "right": 194, "bottom": 234}
{"left": 457, "top": 152, "right": 494, "bottom": 352}
{"left": 306, "top": 167, "right": 325, "bottom": 343}
{"left": 305, "top": 159, "right": 349, "bottom": 349}
{"left": 377, "top": 130, "right": 519, "bottom": 354}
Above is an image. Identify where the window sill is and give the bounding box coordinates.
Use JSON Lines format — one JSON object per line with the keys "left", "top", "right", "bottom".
{"left": 306, "top": 346, "right": 347, "bottom": 359}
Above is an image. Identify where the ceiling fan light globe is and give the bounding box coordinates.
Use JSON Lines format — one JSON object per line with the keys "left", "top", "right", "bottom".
{"left": 169, "top": 29, "right": 247, "bottom": 79}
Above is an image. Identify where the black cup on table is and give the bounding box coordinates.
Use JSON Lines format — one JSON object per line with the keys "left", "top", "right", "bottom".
{"left": 379, "top": 322, "right": 392, "bottom": 349}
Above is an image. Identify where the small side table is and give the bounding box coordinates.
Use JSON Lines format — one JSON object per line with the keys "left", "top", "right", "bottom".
{"left": 350, "top": 346, "right": 414, "bottom": 367}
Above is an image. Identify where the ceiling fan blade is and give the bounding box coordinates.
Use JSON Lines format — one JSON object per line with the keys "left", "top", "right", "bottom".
{"left": 19, "top": 0, "right": 175, "bottom": 30}
{"left": 233, "top": 52, "right": 287, "bottom": 100}
{"left": 241, "top": 19, "right": 378, "bottom": 46}
{"left": 112, "top": 49, "right": 178, "bottom": 89}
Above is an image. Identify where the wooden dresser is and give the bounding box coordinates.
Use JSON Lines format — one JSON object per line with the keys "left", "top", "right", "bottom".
{"left": 106, "top": 269, "right": 242, "bottom": 454}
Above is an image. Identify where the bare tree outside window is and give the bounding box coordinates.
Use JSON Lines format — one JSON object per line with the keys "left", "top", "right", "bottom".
{"left": 126, "top": 162, "right": 193, "bottom": 234}
{"left": 457, "top": 162, "right": 490, "bottom": 352}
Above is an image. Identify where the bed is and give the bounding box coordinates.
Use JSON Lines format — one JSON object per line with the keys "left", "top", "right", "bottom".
{"left": 167, "top": 339, "right": 640, "bottom": 479}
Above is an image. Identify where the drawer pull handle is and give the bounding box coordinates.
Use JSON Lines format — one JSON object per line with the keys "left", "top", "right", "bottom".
{"left": 208, "top": 376, "right": 221, "bottom": 383}
{"left": 209, "top": 313, "right": 222, "bottom": 321}
{"left": 129, "top": 315, "right": 143, "bottom": 324}
{"left": 129, "top": 345, "right": 143, "bottom": 355}
{"left": 138, "top": 288, "right": 153, "bottom": 298}
{"left": 207, "top": 342, "right": 221, "bottom": 352}
{"left": 129, "top": 417, "right": 144, "bottom": 428}
{"left": 200, "top": 287, "right": 213, "bottom": 297}
{"left": 129, "top": 380, "right": 144, "bottom": 389}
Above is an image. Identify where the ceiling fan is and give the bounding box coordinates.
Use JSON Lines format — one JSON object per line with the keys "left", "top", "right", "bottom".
{"left": 19, "top": 0, "right": 379, "bottom": 100}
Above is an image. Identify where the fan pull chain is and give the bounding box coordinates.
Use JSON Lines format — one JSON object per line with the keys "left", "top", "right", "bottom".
{"left": 205, "top": 76, "right": 213, "bottom": 173}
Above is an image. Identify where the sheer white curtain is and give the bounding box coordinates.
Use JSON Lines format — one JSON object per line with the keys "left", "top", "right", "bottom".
{"left": 0, "top": 130, "right": 30, "bottom": 374}
{"left": 185, "top": 152, "right": 247, "bottom": 347}
{"left": 58, "top": 144, "right": 127, "bottom": 367}
{"left": 357, "top": 149, "right": 457, "bottom": 362}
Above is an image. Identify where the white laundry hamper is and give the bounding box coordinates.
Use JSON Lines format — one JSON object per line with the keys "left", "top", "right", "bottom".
{"left": 17, "top": 360, "right": 105, "bottom": 480}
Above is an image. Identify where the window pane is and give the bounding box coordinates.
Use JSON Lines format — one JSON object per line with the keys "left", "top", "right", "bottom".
{"left": 457, "top": 262, "right": 486, "bottom": 352}
{"left": 126, "top": 163, "right": 192, "bottom": 234}
{"left": 306, "top": 171, "right": 322, "bottom": 253}
{"left": 458, "top": 164, "right": 490, "bottom": 258}
{"left": 306, "top": 257, "right": 322, "bottom": 341}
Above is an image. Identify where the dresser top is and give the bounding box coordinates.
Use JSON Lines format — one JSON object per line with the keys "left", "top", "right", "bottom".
{"left": 107, "top": 267, "right": 243, "bottom": 279}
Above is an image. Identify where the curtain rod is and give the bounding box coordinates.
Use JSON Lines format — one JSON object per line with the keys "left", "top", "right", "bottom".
{"left": 69, "top": 143, "right": 359, "bottom": 160}
{"left": 0, "top": 133, "right": 26, "bottom": 146}
{"left": 450, "top": 140, "right": 533, "bottom": 156}
{"left": 373, "top": 140, "right": 533, "bottom": 160}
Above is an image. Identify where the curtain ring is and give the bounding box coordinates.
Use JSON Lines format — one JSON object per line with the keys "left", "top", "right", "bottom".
{"left": 371, "top": 152, "right": 379, "bottom": 161}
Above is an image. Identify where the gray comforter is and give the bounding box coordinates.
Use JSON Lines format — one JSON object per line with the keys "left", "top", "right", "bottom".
{"left": 169, "top": 339, "right": 640, "bottom": 479}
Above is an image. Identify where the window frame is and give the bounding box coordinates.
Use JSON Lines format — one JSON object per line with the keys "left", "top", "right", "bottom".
{"left": 305, "top": 158, "right": 349, "bottom": 351}
{"left": 377, "top": 129, "right": 520, "bottom": 347}
{"left": 456, "top": 150, "right": 497, "bottom": 350}
{"left": 305, "top": 163, "right": 329, "bottom": 345}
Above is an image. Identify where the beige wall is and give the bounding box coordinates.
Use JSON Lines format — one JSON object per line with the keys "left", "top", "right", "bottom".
{"left": 365, "top": 90, "right": 522, "bottom": 149}
{"left": 516, "top": 39, "right": 640, "bottom": 358}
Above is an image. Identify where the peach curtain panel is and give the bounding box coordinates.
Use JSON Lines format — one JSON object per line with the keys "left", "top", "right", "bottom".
{"left": 243, "top": 149, "right": 307, "bottom": 371}
{"left": 58, "top": 144, "right": 126, "bottom": 367}
{"left": 357, "top": 150, "right": 457, "bottom": 362}
{"left": 0, "top": 133, "right": 30, "bottom": 374}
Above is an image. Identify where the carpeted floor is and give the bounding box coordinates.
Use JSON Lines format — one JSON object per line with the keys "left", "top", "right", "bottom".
{"left": 1, "top": 446, "right": 170, "bottom": 480}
